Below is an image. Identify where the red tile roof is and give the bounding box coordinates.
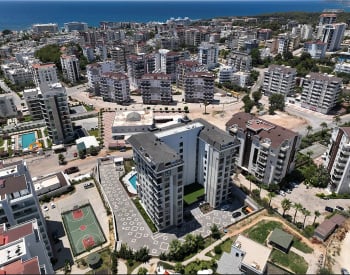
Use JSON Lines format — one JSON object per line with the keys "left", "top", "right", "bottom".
{"left": 0, "top": 223, "right": 33, "bottom": 246}
{"left": 1, "top": 258, "right": 40, "bottom": 275}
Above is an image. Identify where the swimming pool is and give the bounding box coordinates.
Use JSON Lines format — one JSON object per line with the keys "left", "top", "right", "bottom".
{"left": 128, "top": 173, "right": 137, "bottom": 192}
{"left": 21, "top": 132, "right": 36, "bottom": 149}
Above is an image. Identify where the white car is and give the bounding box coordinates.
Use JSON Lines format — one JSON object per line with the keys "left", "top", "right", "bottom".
{"left": 279, "top": 190, "right": 286, "bottom": 197}
{"left": 51, "top": 202, "right": 56, "bottom": 209}
{"left": 43, "top": 205, "right": 49, "bottom": 212}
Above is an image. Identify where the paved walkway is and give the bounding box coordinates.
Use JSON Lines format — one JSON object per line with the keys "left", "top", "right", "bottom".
{"left": 118, "top": 259, "right": 128, "bottom": 274}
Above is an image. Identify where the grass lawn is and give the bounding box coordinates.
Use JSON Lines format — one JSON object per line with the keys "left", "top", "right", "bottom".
{"left": 124, "top": 159, "right": 135, "bottom": 174}
{"left": 184, "top": 183, "right": 204, "bottom": 205}
{"left": 245, "top": 221, "right": 283, "bottom": 244}
{"left": 270, "top": 249, "right": 308, "bottom": 274}
{"left": 292, "top": 238, "right": 313, "bottom": 253}
{"left": 133, "top": 198, "right": 157, "bottom": 233}
{"left": 127, "top": 260, "right": 142, "bottom": 274}
{"left": 88, "top": 129, "right": 99, "bottom": 138}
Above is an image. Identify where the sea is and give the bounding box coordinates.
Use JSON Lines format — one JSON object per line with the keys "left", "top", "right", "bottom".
{"left": 0, "top": 0, "right": 350, "bottom": 31}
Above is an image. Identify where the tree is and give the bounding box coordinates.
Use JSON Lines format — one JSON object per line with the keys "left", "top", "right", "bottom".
{"left": 268, "top": 93, "right": 285, "bottom": 114}
{"left": 210, "top": 224, "right": 221, "bottom": 240}
{"left": 168, "top": 239, "right": 183, "bottom": 261}
{"left": 137, "top": 267, "right": 148, "bottom": 275}
{"left": 89, "top": 145, "right": 99, "bottom": 156}
{"left": 184, "top": 234, "right": 197, "bottom": 254}
{"left": 266, "top": 192, "right": 275, "bottom": 207}
{"left": 306, "top": 125, "right": 313, "bottom": 136}
{"left": 281, "top": 198, "right": 292, "bottom": 217}
{"left": 252, "top": 91, "right": 262, "bottom": 106}
{"left": 242, "top": 95, "right": 254, "bottom": 113}
{"left": 293, "top": 203, "right": 303, "bottom": 223}
{"left": 302, "top": 208, "right": 311, "bottom": 228}
{"left": 313, "top": 210, "right": 321, "bottom": 225}
{"left": 251, "top": 48, "right": 262, "bottom": 66}
{"left": 333, "top": 116, "right": 341, "bottom": 126}
{"left": 174, "top": 262, "right": 185, "bottom": 274}
{"left": 58, "top": 153, "right": 65, "bottom": 165}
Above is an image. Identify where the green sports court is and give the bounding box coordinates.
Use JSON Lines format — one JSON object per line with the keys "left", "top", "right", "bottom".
{"left": 61, "top": 203, "right": 106, "bottom": 256}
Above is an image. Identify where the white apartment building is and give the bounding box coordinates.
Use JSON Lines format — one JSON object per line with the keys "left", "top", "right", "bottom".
{"left": 140, "top": 73, "right": 173, "bottom": 104}
{"left": 300, "top": 24, "right": 314, "bottom": 40}
{"left": 127, "top": 118, "right": 239, "bottom": 230}
{"left": 303, "top": 41, "right": 327, "bottom": 59}
{"left": 318, "top": 23, "right": 347, "bottom": 52}
{"left": 316, "top": 13, "right": 337, "bottom": 38}
{"left": 1, "top": 63, "right": 33, "bottom": 86}
{"left": 86, "top": 60, "right": 117, "bottom": 95}
{"left": 0, "top": 94, "right": 17, "bottom": 118}
{"left": 110, "top": 47, "right": 127, "bottom": 72}
{"left": 31, "top": 63, "right": 58, "bottom": 87}
{"left": 64, "top": 21, "right": 88, "bottom": 32}
{"left": 219, "top": 66, "right": 234, "bottom": 84}
{"left": 32, "top": 23, "right": 58, "bottom": 34}
{"left": 0, "top": 160, "right": 52, "bottom": 257}
{"left": 325, "top": 127, "right": 350, "bottom": 194}
{"left": 335, "top": 61, "right": 350, "bottom": 74}
{"left": 226, "top": 112, "right": 301, "bottom": 185}
{"left": 23, "top": 83, "right": 74, "bottom": 144}
{"left": 184, "top": 72, "right": 215, "bottom": 103}
{"left": 198, "top": 42, "right": 219, "bottom": 70}
{"left": 100, "top": 72, "right": 130, "bottom": 104}
{"left": 0, "top": 220, "right": 54, "bottom": 274}
{"left": 155, "top": 49, "right": 187, "bottom": 82}
{"left": 82, "top": 46, "right": 95, "bottom": 63}
{"left": 262, "top": 65, "right": 296, "bottom": 96}
{"left": 232, "top": 71, "right": 250, "bottom": 88}
{"left": 60, "top": 54, "right": 80, "bottom": 83}
{"left": 228, "top": 51, "right": 252, "bottom": 72}
{"left": 301, "top": 72, "right": 342, "bottom": 114}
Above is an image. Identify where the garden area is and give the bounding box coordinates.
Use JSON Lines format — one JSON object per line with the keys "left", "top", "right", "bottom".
{"left": 184, "top": 182, "right": 204, "bottom": 205}
{"left": 243, "top": 220, "right": 311, "bottom": 274}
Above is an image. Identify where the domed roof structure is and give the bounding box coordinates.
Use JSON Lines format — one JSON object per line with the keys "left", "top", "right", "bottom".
{"left": 126, "top": 112, "right": 142, "bottom": 122}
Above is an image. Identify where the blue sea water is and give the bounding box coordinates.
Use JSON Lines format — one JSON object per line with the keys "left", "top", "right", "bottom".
{"left": 0, "top": 0, "right": 349, "bottom": 31}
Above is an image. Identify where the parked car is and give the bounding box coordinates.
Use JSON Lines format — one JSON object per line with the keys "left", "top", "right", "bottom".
{"left": 336, "top": 205, "right": 345, "bottom": 211}
{"left": 325, "top": 206, "right": 334, "bottom": 213}
{"left": 84, "top": 182, "right": 94, "bottom": 189}
{"left": 43, "top": 205, "right": 49, "bottom": 212}
{"left": 51, "top": 202, "right": 56, "bottom": 209}
{"left": 232, "top": 211, "right": 242, "bottom": 218}
{"left": 73, "top": 152, "right": 78, "bottom": 157}
{"left": 64, "top": 166, "right": 79, "bottom": 174}
{"left": 279, "top": 190, "right": 286, "bottom": 197}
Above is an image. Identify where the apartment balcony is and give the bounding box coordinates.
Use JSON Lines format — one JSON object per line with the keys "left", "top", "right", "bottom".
{"left": 331, "top": 173, "right": 341, "bottom": 182}
{"left": 278, "top": 152, "right": 286, "bottom": 159}
{"left": 335, "top": 162, "right": 345, "bottom": 170}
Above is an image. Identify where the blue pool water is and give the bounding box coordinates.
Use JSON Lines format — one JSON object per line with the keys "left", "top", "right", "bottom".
{"left": 21, "top": 132, "right": 36, "bottom": 149}
{"left": 128, "top": 174, "right": 137, "bottom": 192}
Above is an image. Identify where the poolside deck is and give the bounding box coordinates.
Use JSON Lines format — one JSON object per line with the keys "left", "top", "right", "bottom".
{"left": 122, "top": 171, "right": 137, "bottom": 195}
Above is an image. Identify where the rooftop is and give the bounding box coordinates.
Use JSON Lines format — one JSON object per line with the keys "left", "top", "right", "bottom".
{"left": 0, "top": 257, "right": 40, "bottom": 275}
{"left": 268, "top": 228, "right": 293, "bottom": 250}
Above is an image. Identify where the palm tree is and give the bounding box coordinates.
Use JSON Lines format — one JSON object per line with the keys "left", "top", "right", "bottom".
{"left": 281, "top": 198, "right": 292, "bottom": 217}
{"left": 320, "top": 122, "right": 328, "bottom": 134}
{"left": 267, "top": 192, "right": 275, "bottom": 207}
{"left": 306, "top": 125, "right": 313, "bottom": 136}
{"left": 246, "top": 174, "right": 256, "bottom": 194}
{"left": 313, "top": 210, "right": 321, "bottom": 225}
{"left": 302, "top": 208, "right": 311, "bottom": 228}
{"left": 293, "top": 203, "right": 303, "bottom": 223}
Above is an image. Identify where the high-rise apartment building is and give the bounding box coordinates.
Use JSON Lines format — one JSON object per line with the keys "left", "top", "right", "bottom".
{"left": 32, "top": 23, "right": 58, "bottom": 34}
{"left": 31, "top": 63, "right": 58, "bottom": 87}
{"left": 316, "top": 13, "right": 337, "bottom": 38}
{"left": 226, "top": 112, "right": 301, "bottom": 185}
{"left": 198, "top": 42, "right": 219, "bottom": 70}
{"left": 64, "top": 21, "right": 88, "bottom": 32}
{"left": 324, "top": 127, "right": 350, "bottom": 194}
{"left": 318, "top": 23, "right": 347, "bottom": 52}
{"left": 100, "top": 72, "right": 130, "bottom": 104}
{"left": 23, "top": 83, "right": 74, "bottom": 144}
{"left": 60, "top": 54, "right": 80, "bottom": 83}
{"left": 0, "top": 160, "right": 52, "bottom": 257}
{"left": 155, "top": 49, "right": 188, "bottom": 82}
{"left": 262, "top": 65, "right": 296, "bottom": 96}
{"left": 184, "top": 72, "right": 215, "bottom": 103}
{"left": 128, "top": 118, "right": 239, "bottom": 230}
{"left": 140, "top": 73, "right": 173, "bottom": 104}
{"left": 127, "top": 53, "right": 155, "bottom": 89}
{"left": 176, "top": 60, "right": 203, "bottom": 89}
{"left": 300, "top": 72, "right": 342, "bottom": 114}
{"left": 0, "top": 220, "right": 54, "bottom": 274}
